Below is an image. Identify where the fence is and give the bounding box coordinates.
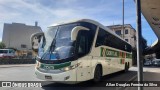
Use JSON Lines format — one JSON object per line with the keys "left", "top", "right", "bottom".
{"left": 0, "top": 59, "right": 36, "bottom": 64}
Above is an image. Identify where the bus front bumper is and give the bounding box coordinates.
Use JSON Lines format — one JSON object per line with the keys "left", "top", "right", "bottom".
{"left": 35, "top": 68, "right": 77, "bottom": 84}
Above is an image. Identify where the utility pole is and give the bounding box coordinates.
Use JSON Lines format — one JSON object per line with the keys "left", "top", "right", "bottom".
{"left": 122, "top": 0, "right": 125, "bottom": 39}
{"left": 136, "top": 0, "right": 143, "bottom": 90}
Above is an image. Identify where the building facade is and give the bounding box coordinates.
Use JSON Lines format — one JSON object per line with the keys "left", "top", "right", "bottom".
{"left": 2, "top": 22, "right": 42, "bottom": 57}
{"left": 107, "top": 24, "right": 137, "bottom": 48}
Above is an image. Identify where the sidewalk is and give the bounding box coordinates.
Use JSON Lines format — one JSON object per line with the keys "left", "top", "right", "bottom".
{"left": 130, "top": 66, "right": 160, "bottom": 73}
{"left": 0, "top": 64, "right": 35, "bottom": 68}
{"left": 125, "top": 66, "right": 160, "bottom": 90}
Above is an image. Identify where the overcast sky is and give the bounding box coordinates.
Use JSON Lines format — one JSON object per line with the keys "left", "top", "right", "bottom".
{"left": 0, "top": 0, "right": 157, "bottom": 45}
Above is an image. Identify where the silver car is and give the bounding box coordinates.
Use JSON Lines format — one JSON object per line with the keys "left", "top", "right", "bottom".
{"left": 152, "top": 59, "right": 160, "bottom": 66}
{"left": 144, "top": 61, "right": 152, "bottom": 66}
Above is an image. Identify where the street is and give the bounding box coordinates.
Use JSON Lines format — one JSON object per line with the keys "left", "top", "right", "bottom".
{"left": 0, "top": 64, "right": 40, "bottom": 81}
{"left": 0, "top": 64, "right": 159, "bottom": 90}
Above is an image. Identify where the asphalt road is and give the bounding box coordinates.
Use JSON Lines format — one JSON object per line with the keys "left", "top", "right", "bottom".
{"left": 0, "top": 64, "right": 40, "bottom": 81}
{"left": 0, "top": 64, "right": 160, "bottom": 90}
{"left": 0, "top": 64, "right": 138, "bottom": 90}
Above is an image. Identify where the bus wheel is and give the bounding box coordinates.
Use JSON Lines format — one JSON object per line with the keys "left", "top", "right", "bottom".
{"left": 124, "top": 63, "right": 129, "bottom": 72}
{"left": 93, "top": 65, "right": 102, "bottom": 83}
{"left": 127, "top": 62, "right": 130, "bottom": 68}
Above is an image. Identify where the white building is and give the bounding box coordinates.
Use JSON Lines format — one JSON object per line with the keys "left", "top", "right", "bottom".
{"left": 2, "top": 22, "right": 42, "bottom": 50}
{"left": 107, "top": 24, "right": 137, "bottom": 48}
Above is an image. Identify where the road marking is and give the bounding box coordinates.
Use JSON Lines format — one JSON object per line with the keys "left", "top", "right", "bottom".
{"left": 117, "top": 75, "right": 137, "bottom": 90}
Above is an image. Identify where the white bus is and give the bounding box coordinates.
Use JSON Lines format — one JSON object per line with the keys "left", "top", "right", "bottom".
{"left": 31, "top": 19, "right": 132, "bottom": 83}
{"left": 0, "top": 49, "right": 15, "bottom": 58}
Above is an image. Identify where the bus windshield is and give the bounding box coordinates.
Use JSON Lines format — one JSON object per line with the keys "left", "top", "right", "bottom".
{"left": 39, "top": 24, "right": 77, "bottom": 60}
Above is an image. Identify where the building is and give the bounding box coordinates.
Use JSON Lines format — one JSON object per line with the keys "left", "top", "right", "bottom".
{"left": 107, "top": 24, "right": 137, "bottom": 48}
{"left": 2, "top": 22, "right": 42, "bottom": 57}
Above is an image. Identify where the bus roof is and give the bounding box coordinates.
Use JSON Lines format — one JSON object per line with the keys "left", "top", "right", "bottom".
{"left": 49, "top": 19, "right": 130, "bottom": 45}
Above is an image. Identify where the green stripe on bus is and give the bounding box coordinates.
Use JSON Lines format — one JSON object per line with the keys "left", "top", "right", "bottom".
{"left": 40, "top": 61, "right": 71, "bottom": 70}
{"left": 126, "top": 53, "right": 132, "bottom": 59}
{"left": 100, "top": 47, "right": 132, "bottom": 58}
{"left": 100, "top": 47, "right": 119, "bottom": 57}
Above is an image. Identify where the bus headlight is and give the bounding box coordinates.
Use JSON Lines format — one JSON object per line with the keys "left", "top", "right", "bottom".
{"left": 60, "top": 63, "right": 81, "bottom": 72}
{"left": 64, "top": 67, "right": 71, "bottom": 71}
{"left": 60, "top": 66, "right": 74, "bottom": 71}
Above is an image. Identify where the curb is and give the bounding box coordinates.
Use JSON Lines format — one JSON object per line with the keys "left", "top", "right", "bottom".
{"left": 0, "top": 64, "right": 35, "bottom": 68}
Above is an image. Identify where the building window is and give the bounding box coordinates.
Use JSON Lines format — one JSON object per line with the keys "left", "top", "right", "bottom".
{"left": 125, "top": 29, "right": 128, "bottom": 34}
{"left": 134, "top": 35, "right": 136, "bottom": 40}
{"left": 21, "top": 44, "right": 27, "bottom": 48}
{"left": 115, "top": 30, "right": 121, "bottom": 35}
{"left": 125, "top": 39, "right": 128, "bottom": 42}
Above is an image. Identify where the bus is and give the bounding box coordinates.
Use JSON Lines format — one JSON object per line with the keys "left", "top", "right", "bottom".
{"left": 31, "top": 19, "right": 132, "bottom": 83}
{"left": 0, "top": 49, "right": 15, "bottom": 58}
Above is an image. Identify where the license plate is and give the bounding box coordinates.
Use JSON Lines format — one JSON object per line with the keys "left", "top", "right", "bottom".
{"left": 45, "top": 75, "right": 52, "bottom": 79}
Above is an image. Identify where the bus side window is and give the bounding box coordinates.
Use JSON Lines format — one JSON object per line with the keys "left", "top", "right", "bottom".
{"left": 95, "top": 28, "right": 105, "bottom": 47}
{"left": 95, "top": 28, "right": 132, "bottom": 52}
{"left": 95, "top": 28, "right": 111, "bottom": 47}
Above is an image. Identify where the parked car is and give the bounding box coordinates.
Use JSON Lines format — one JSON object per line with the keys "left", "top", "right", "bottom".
{"left": 144, "top": 61, "right": 152, "bottom": 66}
{"left": 152, "top": 59, "right": 160, "bottom": 66}
{"left": 0, "top": 49, "right": 16, "bottom": 58}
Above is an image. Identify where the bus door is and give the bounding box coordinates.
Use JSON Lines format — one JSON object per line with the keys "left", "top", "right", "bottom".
{"left": 76, "top": 30, "right": 92, "bottom": 81}
{"left": 76, "top": 56, "right": 92, "bottom": 81}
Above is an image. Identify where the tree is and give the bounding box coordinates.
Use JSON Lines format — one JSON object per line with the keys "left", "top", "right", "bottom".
{"left": 0, "top": 42, "right": 6, "bottom": 49}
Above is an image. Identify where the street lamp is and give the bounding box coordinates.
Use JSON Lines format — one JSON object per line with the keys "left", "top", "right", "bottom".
{"left": 122, "top": 0, "right": 124, "bottom": 39}
{"left": 136, "top": 0, "right": 143, "bottom": 90}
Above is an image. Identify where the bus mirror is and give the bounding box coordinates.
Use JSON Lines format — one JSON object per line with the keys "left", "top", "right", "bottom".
{"left": 30, "top": 32, "right": 44, "bottom": 52}
{"left": 71, "top": 26, "right": 89, "bottom": 41}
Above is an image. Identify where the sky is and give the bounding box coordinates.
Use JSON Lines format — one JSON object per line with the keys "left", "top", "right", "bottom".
{"left": 0, "top": 0, "right": 157, "bottom": 46}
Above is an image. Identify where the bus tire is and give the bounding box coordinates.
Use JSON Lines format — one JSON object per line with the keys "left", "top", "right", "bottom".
{"left": 93, "top": 65, "right": 102, "bottom": 83}
{"left": 124, "top": 63, "right": 129, "bottom": 72}
{"left": 127, "top": 62, "right": 130, "bottom": 68}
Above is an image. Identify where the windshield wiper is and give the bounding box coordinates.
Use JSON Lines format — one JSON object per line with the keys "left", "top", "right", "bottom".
{"left": 49, "top": 27, "right": 59, "bottom": 59}
{"left": 40, "top": 27, "right": 59, "bottom": 60}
